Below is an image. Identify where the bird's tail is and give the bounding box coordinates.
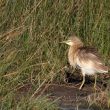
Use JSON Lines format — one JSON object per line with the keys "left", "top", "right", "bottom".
{"left": 95, "top": 64, "right": 108, "bottom": 73}
{"left": 108, "top": 66, "right": 110, "bottom": 71}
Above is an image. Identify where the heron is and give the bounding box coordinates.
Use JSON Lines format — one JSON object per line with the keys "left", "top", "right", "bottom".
{"left": 62, "top": 36, "right": 108, "bottom": 89}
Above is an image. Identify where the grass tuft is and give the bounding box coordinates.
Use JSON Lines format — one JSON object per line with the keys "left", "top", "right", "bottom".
{"left": 0, "top": 0, "right": 110, "bottom": 109}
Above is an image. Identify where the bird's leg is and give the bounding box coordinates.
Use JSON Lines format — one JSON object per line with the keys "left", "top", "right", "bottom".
{"left": 94, "top": 74, "right": 97, "bottom": 89}
{"left": 79, "top": 74, "right": 85, "bottom": 90}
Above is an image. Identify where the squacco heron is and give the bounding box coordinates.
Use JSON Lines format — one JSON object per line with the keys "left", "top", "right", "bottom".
{"left": 62, "top": 36, "right": 108, "bottom": 90}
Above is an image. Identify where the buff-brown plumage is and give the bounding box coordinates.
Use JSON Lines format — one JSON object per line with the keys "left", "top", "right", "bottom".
{"left": 64, "top": 36, "right": 108, "bottom": 89}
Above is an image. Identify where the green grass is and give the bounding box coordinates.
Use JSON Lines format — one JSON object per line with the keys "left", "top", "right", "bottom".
{"left": 0, "top": 0, "right": 110, "bottom": 109}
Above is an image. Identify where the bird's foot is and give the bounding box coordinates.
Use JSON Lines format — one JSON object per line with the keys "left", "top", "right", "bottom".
{"left": 94, "top": 86, "right": 97, "bottom": 92}
{"left": 79, "top": 84, "right": 84, "bottom": 90}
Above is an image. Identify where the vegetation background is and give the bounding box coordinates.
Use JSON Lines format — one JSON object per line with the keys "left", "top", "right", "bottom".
{"left": 0, "top": 0, "right": 110, "bottom": 109}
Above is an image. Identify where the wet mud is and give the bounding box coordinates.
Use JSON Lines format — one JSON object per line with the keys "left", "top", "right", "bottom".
{"left": 43, "top": 84, "right": 104, "bottom": 110}
{"left": 17, "top": 69, "right": 110, "bottom": 110}
{"left": 43, "top": 69, "right": 109, "bottom": 110}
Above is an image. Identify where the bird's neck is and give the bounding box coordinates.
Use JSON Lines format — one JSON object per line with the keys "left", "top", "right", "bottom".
{"left": 68, "top": 46, "right": 80, "bottom": 67}
{"left": 69, "top": 45, "right": 81, "bottom": 54}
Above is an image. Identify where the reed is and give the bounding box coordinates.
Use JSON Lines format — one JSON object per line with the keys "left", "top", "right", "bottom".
{"left": 0, "top": 0, "right": 110, "bottom": 109}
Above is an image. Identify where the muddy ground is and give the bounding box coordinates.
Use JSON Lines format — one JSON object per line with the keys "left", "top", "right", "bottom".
{"left": 43, "top": 83, "right": 107, "bottom": 110}
{"left": 17, "top": 68, "right": 110, "bottom": 110}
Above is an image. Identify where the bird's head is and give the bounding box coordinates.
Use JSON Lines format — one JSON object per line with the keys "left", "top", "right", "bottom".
{"left": 61, "top": 36, "right": 83, "bottom": 47}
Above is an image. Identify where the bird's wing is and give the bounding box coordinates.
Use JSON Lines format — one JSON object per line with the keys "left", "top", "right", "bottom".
{"left": 76, "top": 46, "right": 108, "bottom": 73}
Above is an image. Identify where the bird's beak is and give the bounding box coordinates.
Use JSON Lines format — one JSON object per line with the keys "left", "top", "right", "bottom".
{"left": 59, "top": 41, "right": 68, "bottom": 44}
